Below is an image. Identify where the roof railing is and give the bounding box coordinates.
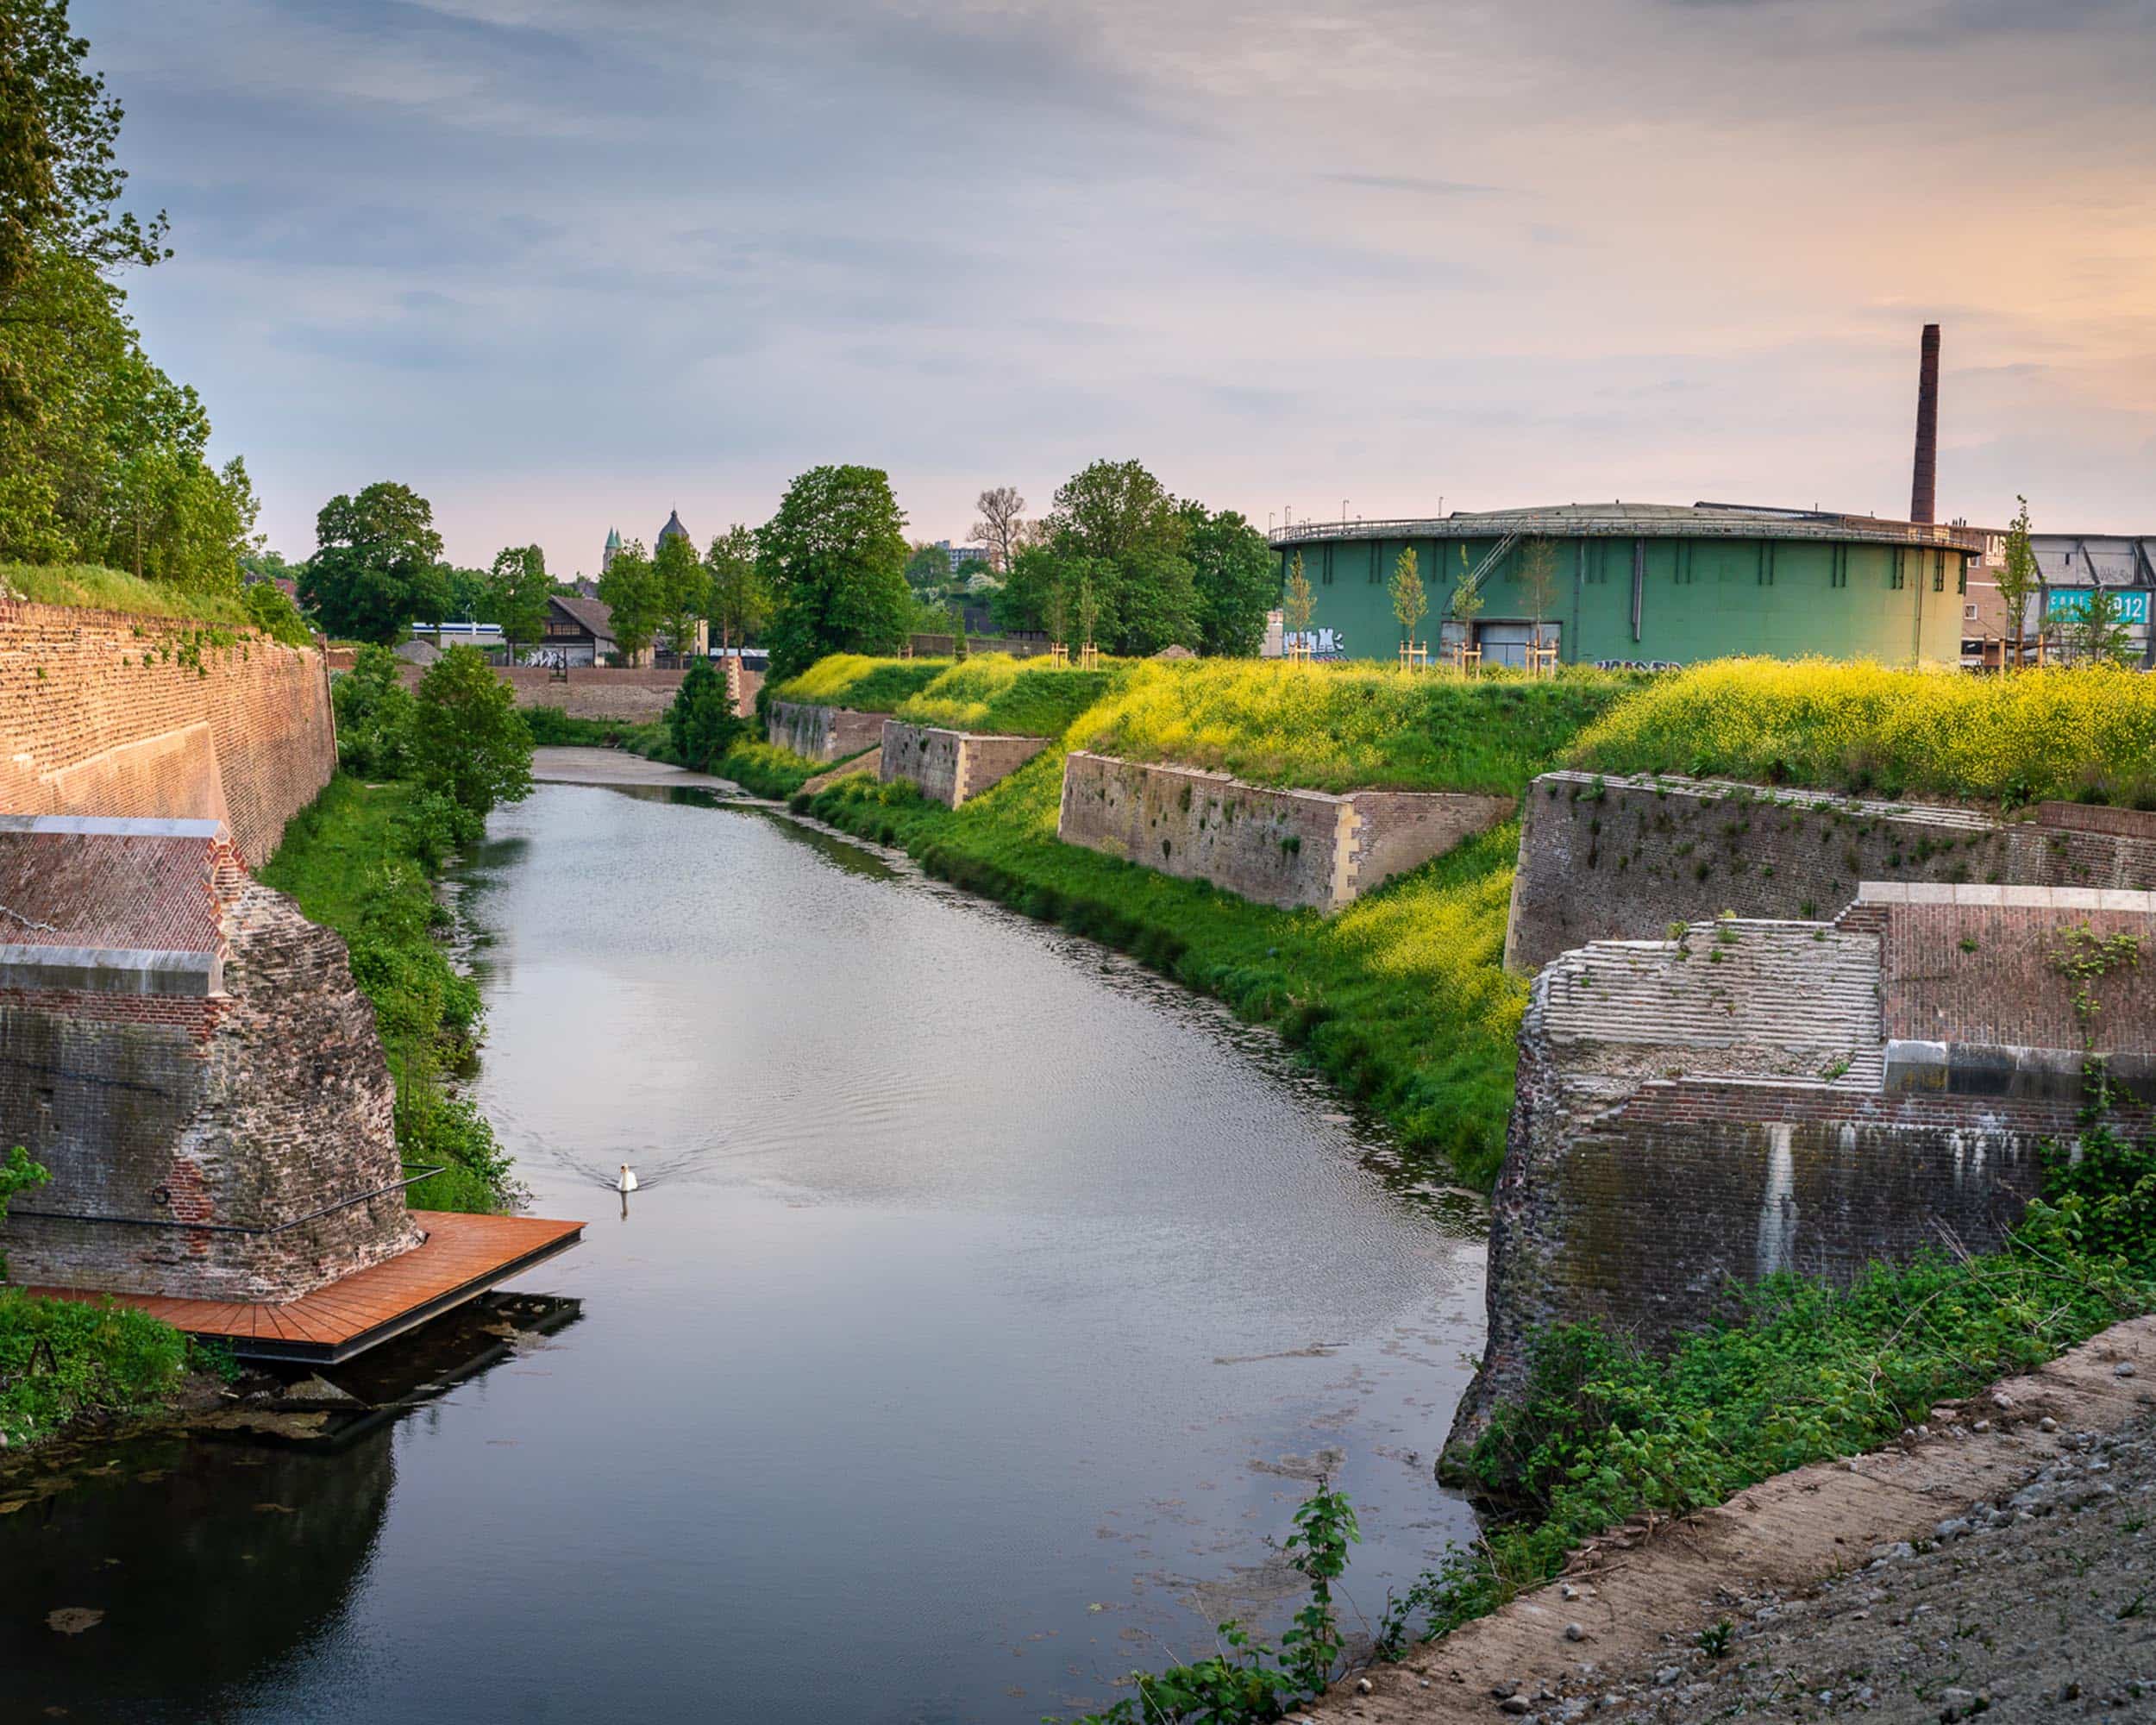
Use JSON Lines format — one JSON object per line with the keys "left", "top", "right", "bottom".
{"left": 1267, "top": 512, "right": 1984, "bottom": 551}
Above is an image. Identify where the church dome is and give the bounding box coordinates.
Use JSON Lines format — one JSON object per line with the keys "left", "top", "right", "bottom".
{"left": 657, "top": 510, "right": 690, "bottom": 547}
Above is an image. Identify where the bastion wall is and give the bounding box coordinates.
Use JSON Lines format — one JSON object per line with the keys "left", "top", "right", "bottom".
{"left": 880, "top": 722, "right": 1049, "bottom": 807}
{"left": 766, "top": 701, "right": 888, "bottom": 762}
{"left": 0, "top": 600, "right": 336, "bottom": 868}
{"left": 1505, "top": 772, "right": 2156, "bottom": 973}
{"left": 1057, "top": 751, "right": 1514, "bottom": 913}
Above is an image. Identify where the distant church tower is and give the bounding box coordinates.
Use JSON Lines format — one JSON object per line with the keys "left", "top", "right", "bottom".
{"left": 602, "top": 526, "right": 623, "bottom": 573}
{"left": 657, "top": 510, "right": 690, "bottom": 551}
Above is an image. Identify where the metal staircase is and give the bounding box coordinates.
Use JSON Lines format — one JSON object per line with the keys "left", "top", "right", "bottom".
{"left": 1459, "top": 530, "right": 1520, "bottom": 599}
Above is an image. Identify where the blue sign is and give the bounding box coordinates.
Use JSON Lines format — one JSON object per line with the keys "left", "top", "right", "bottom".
{"left": 2046, "top": 588, "right": 2150, "bottom": 625}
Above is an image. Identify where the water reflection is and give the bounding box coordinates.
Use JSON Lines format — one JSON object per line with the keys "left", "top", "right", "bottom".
{"left": 3, "top": 779, "right": 1485, "bottom": 1724}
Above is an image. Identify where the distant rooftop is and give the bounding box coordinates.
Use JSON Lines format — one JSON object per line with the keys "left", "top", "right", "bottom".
{"left": 1271, "top": 500, "right": 1984, "bottom": 553}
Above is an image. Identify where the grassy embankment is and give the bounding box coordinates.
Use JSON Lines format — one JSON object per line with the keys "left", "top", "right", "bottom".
{"left": 260, "top": 776, "right": 517, "bottom": 1213}
{"left": 1571, "top": 656, "right": 2156, "bottom": 806}
{"left": 776, "top": 655, "right": 1635, "bottom": 1188}
{"left": 0, "top": 561, "right": 313, "bottom": 646}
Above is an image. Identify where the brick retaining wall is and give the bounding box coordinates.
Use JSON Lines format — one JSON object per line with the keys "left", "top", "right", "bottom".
{"left": 0, "top": 601, "right": 335, "bottom": 867}
{"left": 1057, "top": 751, "right": 1513, "bottom": 913}
{"left": 880, "top": 722, "right": 1048, "bottom": 807}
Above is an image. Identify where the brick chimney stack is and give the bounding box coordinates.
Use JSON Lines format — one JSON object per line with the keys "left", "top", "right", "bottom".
{"left": 1909, "top": 323, "right": 1940, "bottom": 525}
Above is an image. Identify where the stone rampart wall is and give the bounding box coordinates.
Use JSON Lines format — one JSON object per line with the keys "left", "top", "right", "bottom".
{"left": 1504, "top": 771, "right": 2156, "bottom": 974}
{"left": 0, "top": 601, "right": 335, "bottom": 867}
{"left": 1057, "top": 752, "right": 1513, "bottom": 913}
{"left": 766, "top": 701, "right": 887, "bottom": 762}
{"left": 398, "top": 662, "right": 688, "bottom": 722}
{"left": 880, "top": 722, "right": 1048, "bottom": 807}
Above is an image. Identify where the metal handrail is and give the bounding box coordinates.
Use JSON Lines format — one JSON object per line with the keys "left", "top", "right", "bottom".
{"left": 1269, "top": 513, "right": 1982, "bottom": 551}
{"left": 9, "top": 1164, "right": 446, "bottom": 1236}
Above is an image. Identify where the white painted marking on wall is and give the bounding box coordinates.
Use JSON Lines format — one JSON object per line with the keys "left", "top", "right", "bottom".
{"left": 1757, "top": 1122, "right": 1799, "bottom": 1279}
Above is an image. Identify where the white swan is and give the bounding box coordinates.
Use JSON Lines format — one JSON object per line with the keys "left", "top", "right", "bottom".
{"left": 617, "top": 1164, "right": 639, "bottom": 1194}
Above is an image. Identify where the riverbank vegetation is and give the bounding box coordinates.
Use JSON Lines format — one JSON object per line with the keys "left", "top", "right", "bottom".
{"left": 266, "top": 643, "right": 533, "bottom": 1212}
{"left": 1569, "top": 658, "right": 2156, "bottom": 807}
{"left": 1064, "top": 1127, "right": 2156, "bottom": 1722}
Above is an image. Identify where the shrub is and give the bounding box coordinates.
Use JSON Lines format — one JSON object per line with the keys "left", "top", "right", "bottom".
{"left": 667, "top": 658, "right": 747, "bottom": 771}
{"left": 332, "top": 644, "right": 415, "bottom": 776}
{"left": 410, "top": 643, "right": 534, "bottom": 819}
{"left": 0, "top": 1291, "right": 189, "bottom": 1448}
{"left": 241, "top": 580, "right": 313, "bottom": 646}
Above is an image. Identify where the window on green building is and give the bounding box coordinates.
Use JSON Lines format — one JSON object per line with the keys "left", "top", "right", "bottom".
{"left": 1829, "top": 545, "right": 1848, "bottom": 588}
{"left": 1932, "top": 550, "right": 1946, "bottom": 593}
{"left": 1958, "top": 557, "right": 1967, "bottom": 595}
{"left": 1890, "top": 551, "right": 1906, "bottom": 591}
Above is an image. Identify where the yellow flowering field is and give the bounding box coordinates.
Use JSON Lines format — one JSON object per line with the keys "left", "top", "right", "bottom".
{"left": 768, "top": 654, "right": 950, "bottom": 710}
{"left": 891, "top": 655, "right": 1120, "bottom": 736}
{"left": 1570, "top": 658, "right": 2156, "bottom": 806}
{"left": 1072, "top": 659, "right": 1638, "bottom": 793}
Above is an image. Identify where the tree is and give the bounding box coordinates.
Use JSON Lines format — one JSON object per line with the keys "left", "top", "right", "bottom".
{"left": 971, "top": 485, "right": 1027, "bottom": 575}
{"left": 1449, "top": 543, "right": 1485, "bottom": 659}
{"left": 410, "top": 643, "right": 533, "bottom": 821}
{"left": 596, "top": 539, "right": 660, "bottom": 663}
{"left": 487, "top": 543, "right": 551, "bottom": 659}
{"left": 651, "top": 526, "right": 709, "bottom": 662}
{"left": 0, "top": 1145, "right": 51, "bottom": 1280}
{"left": 756, "top": 463, "right": 912, "bottom": 682}
{"left": 301, "top": 481, "right": 448, "bottom": 644}
{"left": 1388, "top": 545, "right": 1427, "bottom": 653}
{"left": 1282, "top": 551, "right": 1314, "bottom": 649}
{"left": 439, "top": 565, "right": 489, "bottom": 624}
{"left": 705, "top": 524, "right": 768, "bottom": 653}
{"left": 331, "top": 643, "right": 416, "bottom": 776}
{"left": 995, "top": 459, "right": 1200, "bottom": 655}
{"left": 2068, "top": 585, "right": 2134, "bottom": 668}
{"left": 1183, "top": 504, "right": 1275, "bottom": 657}
{"left": 903, "top": 540, "right": 953, "bottom": 595}
{"left": 1518, "top": 536, "right": 1561, "bottom": 659}
{"left": 1996, "top": 496, "right": 2040, "bottom": 672}
{"left": 667, "top": 657, "right": 743, "bottom": 772}
{"left": 1, "top": 0, "right": 169, "bottom": 425}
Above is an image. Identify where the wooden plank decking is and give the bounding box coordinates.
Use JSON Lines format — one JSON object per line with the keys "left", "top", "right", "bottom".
{"left": 25, "top": 1212, "right": 585, "bottom": 1364}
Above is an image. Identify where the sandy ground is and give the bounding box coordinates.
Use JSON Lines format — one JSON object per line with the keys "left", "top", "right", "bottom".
{"left": 529, "top": 745, "right": 751, "bottom": 794}
{"left": 1305, "top": 1316, "right": 2156, "bottom": 1724}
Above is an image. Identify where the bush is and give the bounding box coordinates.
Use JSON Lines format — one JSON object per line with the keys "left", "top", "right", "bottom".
{"left": 667, "top": 658, "right": 747, "bottom": 771}
{"left": 411, "top": 643, "right": 534, "bottom": 819}
{"left": 331, "top": 644, "right": 415, "bottom": 776}
{"left": 0, "top": 1291, "right": 189, "bottom": 1448}
{"left": 241, "top": 580, "right": 313, "bottom": 646}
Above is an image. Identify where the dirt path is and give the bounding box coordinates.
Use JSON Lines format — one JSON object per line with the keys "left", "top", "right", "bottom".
{"left": 1306, "top": 1316, "right": 2156, "bottom": 1724}
{"left": 529, "top": 744, "right": 749, "bottom": 794}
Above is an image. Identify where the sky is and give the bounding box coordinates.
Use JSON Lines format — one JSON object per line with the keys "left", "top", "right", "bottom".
{"left": 85, "top": 0, "right": 2156, "bottom": 575}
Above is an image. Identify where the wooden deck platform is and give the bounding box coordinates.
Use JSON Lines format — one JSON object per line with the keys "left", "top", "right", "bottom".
{"left": 26, "top": 1212, "right": 585, "bottom": 1364}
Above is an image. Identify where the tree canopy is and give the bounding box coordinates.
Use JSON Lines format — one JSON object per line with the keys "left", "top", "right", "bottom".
{"left": 410, "top": 643, "right": 533, "bottom": 820}
{"left": 651, "top": 528, "right": 709, "bottom": 660}
{"left": 301, "top": 481, "right": 448, "bottom": 644}
{"left": 597, "top": 539, "right": 659, "bottom": 662}
{"left": 486, "top": 543, "right": 551, "bottom": 654}
{"left": 705, "top": 524, "right": 767, "bottom": 651}
{"left": 1184, "top": 504, "right": 1275, "bottom": 657}
{"left": 757, "top": 464, "right": 912, "bottom": 682}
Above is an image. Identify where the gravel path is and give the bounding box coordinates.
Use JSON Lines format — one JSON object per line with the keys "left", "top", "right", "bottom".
{"left": 1505, "top": 1414, "right": 2156, "bottom": 1722}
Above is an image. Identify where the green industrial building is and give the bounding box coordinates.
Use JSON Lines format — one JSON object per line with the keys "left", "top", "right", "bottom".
{"left": 1274, "top": 502, "right": 1980, "bottom": 668}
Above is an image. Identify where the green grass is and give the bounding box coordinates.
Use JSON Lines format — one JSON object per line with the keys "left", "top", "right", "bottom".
{"left": 1074, "top": 661, "right": 1640, "bottom": 793}
{"left": 0, "top": 1290, "right": 189, "bottom": 1448}
{"left": 1568, "top": 657, "right": 2156, "bottom": 807}
{"left": 800, "top": 761, "right": 1527, "bottom": 1185}
{"left": 715, "top": 739, "right": 845, "bottom": 799}
{"left": 260, "top": 776, "right": 515, "bottom": 1213}
{"left": 1, "top": 561, "right": 259, "bottom": 628}
{"left": 891, "top": 656, "right": 1121, "bottom": 736}
{"left": 766, "top": 654, "right": 954, "bottom": 712}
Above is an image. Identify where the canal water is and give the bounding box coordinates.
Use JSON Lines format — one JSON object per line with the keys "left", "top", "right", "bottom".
{"left": 2, "top": 765, "right": 1486, "bottom": 1723}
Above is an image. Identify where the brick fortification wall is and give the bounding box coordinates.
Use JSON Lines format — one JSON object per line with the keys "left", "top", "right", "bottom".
{"left": 0, "top": 820, "right": 421, "bottom": 1302}
{"left": 399, "top": 662, "right": 688, "bottom": 722}
{"left": 0, "top": 601, "right": 335, "bottom": 869}
{"left": 1505, "top": 771, "right": 2156, "bottom": 973}
{"left": 1057, "top": 751, "right": 1514, "bottom": 913}
{"left": 1445, "top": 885, "right": 2156, "bottom": 1473}
{"left": 766, "top": 701, "right": 887, "bottom": 762}
{"left": 881, "top": 722, "right": 1048, "bottom": 807}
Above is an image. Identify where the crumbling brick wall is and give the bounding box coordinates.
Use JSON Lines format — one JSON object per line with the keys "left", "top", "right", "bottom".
{"left": 0, "top": 832, "right": 419, "bottom": 1302}
{"left": 399, "top": 663, "right": 689, "bottom": 722}
{"left": 880, "top": 722, "right": 1048, "bottom": 807}
{"left": 0, "top": 601, "right": 335, "bottom": 867}
{"left": 1056, "top": 752, "right": 1512, "bottom": 913}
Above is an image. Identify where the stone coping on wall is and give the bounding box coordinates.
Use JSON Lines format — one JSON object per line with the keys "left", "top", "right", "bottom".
{"left": 1537, "top": 768, "right": 2002, "bottom": 831}
{"left": 0, "top": 944, "right": 221, "bottom": 996}
{"left": 1858, "top": 880, "right": 2156, "bottom": 912}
